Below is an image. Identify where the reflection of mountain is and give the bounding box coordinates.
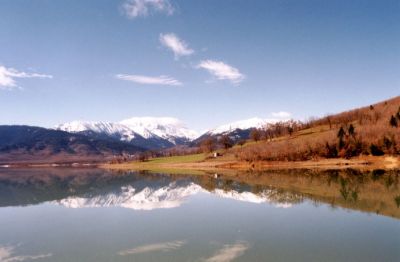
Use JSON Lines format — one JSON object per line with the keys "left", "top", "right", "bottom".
{"left": 56, "top": 183, "right": 203, "bottom": 210}
{"left": 0, "top": 168, "right": 399, "bottom": 218}
{"left": 212, "top": 189, "right": 298, "bottom": 208}
{"left": 54, "top": 182, "right": 298, "bottom": 210}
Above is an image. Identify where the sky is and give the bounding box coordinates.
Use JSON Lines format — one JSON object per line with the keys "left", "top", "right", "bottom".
{"left": 0, "top": 0, "right": 399, "bottom": 131}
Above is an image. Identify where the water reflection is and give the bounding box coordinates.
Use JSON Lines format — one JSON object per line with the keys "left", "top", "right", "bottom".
{"left": 0, "top": 245, "right": 52, "bottom": 262}
{"left": 204, "top": 242, "right": 249, "bottom": 262}
{"left": 0, "top": 168, "right": 399, "bottom": 219}
{"left": 0, "top": 168, "right": 399, "bottom": 262}
{"left": 118, "top": 240, "right": 186, "bottom": 256}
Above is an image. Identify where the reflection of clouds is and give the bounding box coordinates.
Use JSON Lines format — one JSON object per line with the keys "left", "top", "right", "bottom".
{"left": 118, "top": 240, "right": 186, "bottom": 256}
{"left": 0, "top": 245, "right": 52, "bottom": 262}
{"left": 205, "top": 242, "right": 249, "bottom": 262}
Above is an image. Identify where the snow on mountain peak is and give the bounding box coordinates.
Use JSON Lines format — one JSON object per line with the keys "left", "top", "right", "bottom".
{"left": 56, "top": 115, "right": 293, "bottom": 146}
{"left": 119, "top": 117, "right": 198, "bottom": 141}
{"left": 55, "top": 121, "right": 138, "bottom": 141}
{"left": 56, "top": 117, "right": 199, "bottom": 145}
{"left": 208, "top": 117, "right": 277, "bottom": 135}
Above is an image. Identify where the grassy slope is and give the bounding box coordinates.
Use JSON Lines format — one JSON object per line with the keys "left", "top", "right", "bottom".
{"left": 146, "top": 154, "right": 206, "bottom": 164}
{"left": 103, "top": 154, "right": 211, "bottom": 174}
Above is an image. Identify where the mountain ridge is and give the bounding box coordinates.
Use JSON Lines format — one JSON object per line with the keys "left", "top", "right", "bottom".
{"left": 0, "top": 125, "right": 144, "bottom": 164}
{"left": 56, "top": 117, "right": 199, "bottom": 150}
{"left": 0, "top": 116, "right": 296, "bottom": 163}
{"left": 55, "top": 116, "right": 285, "bottom": 149}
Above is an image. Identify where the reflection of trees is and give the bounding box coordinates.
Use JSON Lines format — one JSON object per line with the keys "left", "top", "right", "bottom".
{"left": 339, "top": 177, "right": 359, "bottom": 202}
{"left": 372, "top": 169, "right": 385, "bottom": 181}
{"left": 385, "top": 175, "right": 395, "bottom": 189}
{"left": 187, "top": 169, "right": 400, "bottom": 218}
{"left": 395, "top": 196, "right": 400, "bottom": 208}
{"left": 260, "top": 188, "right": 304, "bottom": 205}
{"left": 214, "top": 169, "right": 400, "bottom": 219}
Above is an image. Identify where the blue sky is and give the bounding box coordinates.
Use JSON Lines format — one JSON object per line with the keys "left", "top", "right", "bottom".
{"left": 0, "top": 0, "right": 399, "bottom": 131}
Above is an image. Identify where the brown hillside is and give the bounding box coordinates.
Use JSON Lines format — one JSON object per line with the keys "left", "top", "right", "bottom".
{"left": 235, "top": 96, "right": 400, "bottom": 162}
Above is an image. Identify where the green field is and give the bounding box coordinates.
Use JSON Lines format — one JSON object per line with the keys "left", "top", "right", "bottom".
{"left": 143, "top": 153, "right": 206, "bottom": 164}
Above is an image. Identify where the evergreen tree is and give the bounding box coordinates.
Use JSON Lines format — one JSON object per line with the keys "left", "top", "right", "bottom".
{"left": 396, "top": 108, "right": 400, "bottom": 120}
{"left": 337, "top": 126, "right": 345, "bottom": 139}
{"left": 348, "top": 124, "right": 355, "bottom": 137}
{"left": 390, "top": 115, "right": 398, "bottom": 127}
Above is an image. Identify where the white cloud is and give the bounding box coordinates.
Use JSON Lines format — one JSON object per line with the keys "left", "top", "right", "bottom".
{"left": 116, "top": 74, "right": 182, "bottom": 86}
{"left": 0, "top": 65, "right": 52, "bottom": 90}
{"left": 197, "top": 60, "right": 245, "bottom": 84}
{"left": 118, "top": 240, "right": 186, "bottom": 255}
{"left": 204, "top": 242, "right": 249, "bottom": 262}
{"left": 160, "top": 33, "right": 194, "bottom": 59}
{"left": 122, "top": 0, "right": 174, "bottom": 18}
{"left": 271, "top": 111, "right": 292, "bottom": 118}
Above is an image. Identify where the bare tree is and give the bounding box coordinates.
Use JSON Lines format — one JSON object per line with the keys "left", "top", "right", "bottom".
{"left": 250, "top": 129, "right": 261, "bottom": 142}
{"left": 237, "top": 139, "right": 246, "bottom": 147}
{"left": 219, "top": 135, "right": 233, "bottom": 150}
{"left": 287, "top": 126, "right": 294, "bottom": 136}
{"left": 200, "top": 137, "right": 214, "bottom": 153}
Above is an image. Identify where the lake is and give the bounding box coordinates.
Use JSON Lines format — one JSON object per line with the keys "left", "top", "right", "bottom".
{"left": 0, "top": 168, "right": 399, "bottom": 262}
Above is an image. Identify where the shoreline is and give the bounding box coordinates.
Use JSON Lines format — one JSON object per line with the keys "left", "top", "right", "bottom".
{"left": 1, "top": 156, "right": 398, "bottom": 174}
{"left": 101, "top": 155, "right": 400, "bottom": 173}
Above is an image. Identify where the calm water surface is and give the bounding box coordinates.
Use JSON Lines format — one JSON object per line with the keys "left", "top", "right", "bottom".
{"left": 0, "top": 168, "right": 399, "bottom": 262}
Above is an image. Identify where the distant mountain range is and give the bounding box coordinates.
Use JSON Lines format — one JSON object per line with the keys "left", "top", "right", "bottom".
{"left": 0, "top": 125, "right": 143, "bottom": 164}
{"left": 193, "top": 117, "right": 275, "bottom": 144}
{"left": 56, "top": 117, "right": 198, "bottom": 150}
{"left": 0, "top": 116, "right": 289, "bottom": 163}
{"left": 56, "top": 116, "right": 289, "bottom": 148}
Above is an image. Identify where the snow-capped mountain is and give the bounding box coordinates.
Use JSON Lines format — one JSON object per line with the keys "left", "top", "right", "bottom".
{"left": 119, "top": 117, "right": 198, "bottom": 143}
{"left": 56, "top": 117, "right": 198, "bottom": 150}
{"left": 193, "top": 117, "right": 289, "bottom": 145}
{"left": 56, "top": 121, "right": 139, "bottom": 141}
{"left": 0, "top": 125, "right": 144, "bottom": 163}
{"left": 207, "top": 117, "right": 273, "bottom": 135}
{"left": 56, "top": 116, "right": 293, "bottom": 150}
